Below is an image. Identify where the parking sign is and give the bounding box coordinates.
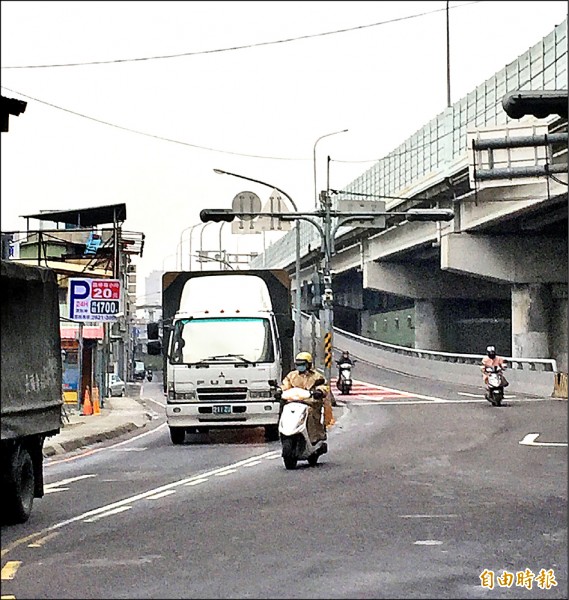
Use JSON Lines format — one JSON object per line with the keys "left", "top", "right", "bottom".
{"left": 68, "top": 278, "right": 122, "bottom": 322}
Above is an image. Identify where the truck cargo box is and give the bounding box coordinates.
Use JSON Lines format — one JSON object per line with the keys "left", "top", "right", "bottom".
{"left": 1, "top": 260, "right": 63, "bottom": 440}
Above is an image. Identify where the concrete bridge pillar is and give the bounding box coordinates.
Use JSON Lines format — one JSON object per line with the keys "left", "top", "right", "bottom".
{"left": 511, "top": 283, "right": 552, "bottom": 359}
{"left": 414, "top": 300, "right": 445, "bottom": 350}
{"left": 359, "top": 310, "right": 371, "bottom": 337}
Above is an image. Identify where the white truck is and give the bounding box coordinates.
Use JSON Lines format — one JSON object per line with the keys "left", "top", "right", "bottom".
{"left": 162, "top": 270, "right": 294, "bottom": 445}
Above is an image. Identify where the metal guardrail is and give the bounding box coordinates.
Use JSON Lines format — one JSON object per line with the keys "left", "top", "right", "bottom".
{"left": 330, "top": 324, "right": 558, "bottom": 373}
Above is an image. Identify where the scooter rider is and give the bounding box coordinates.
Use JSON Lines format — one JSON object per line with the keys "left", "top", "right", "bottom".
{"left": 279, "top": 351, "right": 329, "bottom": 444}
{"left": 336, "top": 350, "right": 354, "bottom": 372}
{"left": 481, "top": 345, "right": 508, "bottom": 387}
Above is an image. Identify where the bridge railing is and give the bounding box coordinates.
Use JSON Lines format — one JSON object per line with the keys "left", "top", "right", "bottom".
{"left": 333, "top": 326, "right": 558, "bottom": 373}
{"left": 298, "top": 311, "right": 561, "bottom": 397}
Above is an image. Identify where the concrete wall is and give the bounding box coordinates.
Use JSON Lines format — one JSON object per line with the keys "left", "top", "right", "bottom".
{"left": 331, "top": 329, "right": 556, "bottom": 398}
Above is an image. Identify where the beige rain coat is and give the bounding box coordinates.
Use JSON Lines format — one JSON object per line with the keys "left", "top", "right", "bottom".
{"left": 481, "top": 356, "right": 508, "bottom": 385}
{"left": 281, "top": 369, "right": 329, "bottom": 444}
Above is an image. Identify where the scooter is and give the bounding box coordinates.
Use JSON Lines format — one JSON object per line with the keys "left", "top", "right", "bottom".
{"left": 278, "top": 387, "right": 328, "bottom": 470}
{"left": 484, "top": 365, "right": 505, "bottom": 406}
{"left": 336, "top": 361, "right": 354, "bottom": 394}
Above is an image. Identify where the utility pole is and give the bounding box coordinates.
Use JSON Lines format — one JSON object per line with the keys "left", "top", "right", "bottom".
{"left": 319, "top": 190, "right": 334, "bottom": 387}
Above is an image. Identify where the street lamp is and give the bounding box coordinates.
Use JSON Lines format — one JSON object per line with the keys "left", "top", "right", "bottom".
{"left": 198, "top": 222, "right": 213, "bottom": 271}
{"left": 177, "top": 223, "right": 202, "bottom": 270}
{"left": 161, "top": 252, "right": 177, "bottom": 272}
{"left": 313, "top": 129, "right": 348, "bottom": 209}
{"left": 213, "top": 168, "right": 303, "bottom": 357}
{"left": 187, "top": 222, "right": 210, "bottom": 271}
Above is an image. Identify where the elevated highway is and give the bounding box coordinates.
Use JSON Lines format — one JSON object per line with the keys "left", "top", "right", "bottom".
{"left": 251, "top": 20, "right": 568, "bottom": 375}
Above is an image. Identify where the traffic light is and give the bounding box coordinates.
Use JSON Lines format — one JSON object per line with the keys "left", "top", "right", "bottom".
{"left": 147, "top": 322, "right": 159, "bottom": 340}
{"left": 147, "top": 340, "right": 162, "bottom": 356}
{"left": 502, "top": 90, "right": 568, "bottom": 119}
{"left": 311, "top": 272, "right": 322, "bottom": 308}
{"left": 199, "top": 209, "right": 236, "bottom": 223}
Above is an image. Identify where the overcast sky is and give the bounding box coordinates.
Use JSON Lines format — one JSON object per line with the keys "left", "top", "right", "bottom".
{"left": 1, "top": 1, "right": 567, "bottom": 301}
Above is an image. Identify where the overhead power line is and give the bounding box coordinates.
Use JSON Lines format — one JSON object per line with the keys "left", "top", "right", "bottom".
{"left": 0, "top": 85, "right": 304, "bottom": 160}
{"left": 1, "top": 2, "right": 481, "bottom": 69}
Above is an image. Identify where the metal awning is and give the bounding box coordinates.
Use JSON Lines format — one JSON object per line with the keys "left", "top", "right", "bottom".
{"left": 22, "top": 203, "right": 127, "bottom": 228}
{"left": 61, "top": 324, "right": 105, "bottom": 340}
{"left": 10, "top": 258, "right": 111, "bottom": 277}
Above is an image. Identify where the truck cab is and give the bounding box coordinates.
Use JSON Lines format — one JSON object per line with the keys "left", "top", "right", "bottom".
{"left": 164, "top": 272, "right": 293, "bottom": 445}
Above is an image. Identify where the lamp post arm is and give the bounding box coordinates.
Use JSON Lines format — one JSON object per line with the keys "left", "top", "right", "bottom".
{"left": 213, "top": 169, "right": 298, "bottom": 211}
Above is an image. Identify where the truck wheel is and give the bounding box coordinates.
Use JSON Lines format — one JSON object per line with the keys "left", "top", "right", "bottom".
{"left": 169, "top": 427, "right": 185, "bottom": 445}
{"left": 5, "top": 447, "right": 35, "bottom": 524}
{"left": 264, "top": 425, "right": 279, "bottom": 442}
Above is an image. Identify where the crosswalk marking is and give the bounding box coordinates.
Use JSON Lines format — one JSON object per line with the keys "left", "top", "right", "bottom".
{"left": 332, "top": 379, "right": 429, "bottom": 403}
{"left": 330, "top": 378, "right": 533, "bottom": 405}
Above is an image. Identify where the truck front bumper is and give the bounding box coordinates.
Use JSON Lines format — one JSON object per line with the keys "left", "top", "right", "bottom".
{"left": 166, "top": 401, "right": 279, "bottom": 428}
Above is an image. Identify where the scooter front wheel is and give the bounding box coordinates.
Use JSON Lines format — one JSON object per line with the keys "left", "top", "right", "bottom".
{"left": 491, "top": 391, "right": 503, "bottom": 406}
{"left": 281, "top": 437, "right": 298, "bottom": 470}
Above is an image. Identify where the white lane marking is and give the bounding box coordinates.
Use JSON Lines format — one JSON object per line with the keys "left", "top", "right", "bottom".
{"left": 352, "top": 397, "right": 552, "bottom": 406}
{"left": 400, "top": 514, "right": 458, "bottom": 519}
{"left": 44, "top": 474, "right": 96, "bottom": 493}
{"left": 46, "top": 422, "right": 168, "bottom": 466}
{"left": 519, "top": 433, "right": 567, "bottom": 447}
{"left": 184, "top": 478, "right": 208, "bottom": 486}
{"left": 458, "top": 392, "right": 516, "bottom": 399}
{"left": 143, "top": 397, "right": 166, "bottom": 409}
{"left": 414, "top": 540, "right": 443, "bottom": 545}
{"left": 147, "top": 490, "right": 176, "bottom": 500}
{"left": 214, "top": 469, "right": 238, "bottom": 476}
{"left": 84, "top": 506, "right": 131, "bottom": 522}
{"left": 243, "top": 460, "right": 262, "bottom": 467}
{"left": 353, "top": 399, "right": 454, "bottom": 406}
{"left": 351, "top": 381, "right": 447, "bottom": 403}
{"left": 28, "top": 533, "right": 59, "bottom": 548}
{"left": 38, "top": 451, "right": 281, "bottom": 533}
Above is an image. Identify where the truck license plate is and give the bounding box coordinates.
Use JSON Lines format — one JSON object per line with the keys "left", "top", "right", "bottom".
{"left": 213, "top": 405, "right": 232, "bottom": 414}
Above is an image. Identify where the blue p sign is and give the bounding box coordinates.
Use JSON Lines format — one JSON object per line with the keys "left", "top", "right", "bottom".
{"left": 69, "top": 279, "right": 91, "bottom": 319}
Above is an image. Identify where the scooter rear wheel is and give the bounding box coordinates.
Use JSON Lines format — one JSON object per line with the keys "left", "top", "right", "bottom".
{"left": 307, "top": 453, "right": 319, "bottom": 467}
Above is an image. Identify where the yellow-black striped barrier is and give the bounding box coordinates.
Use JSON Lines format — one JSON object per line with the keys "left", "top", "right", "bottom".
{"left": 553, "top": 372, "right": 568, "bottom": 399}
{"left": 324, "top": 333, "right": 332, "bottom": 369}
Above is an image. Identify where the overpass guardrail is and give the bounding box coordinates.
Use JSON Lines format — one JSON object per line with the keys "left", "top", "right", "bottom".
{"left": 298, "top": 311, "right": 564, "bottom": 398}
{"left": 334, "top": 326, "right": 558, "bottom": 373}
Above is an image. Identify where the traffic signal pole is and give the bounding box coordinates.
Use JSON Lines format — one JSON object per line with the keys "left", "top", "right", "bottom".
{"left": 200, "top": 205, "right": 454, "bottom": 387}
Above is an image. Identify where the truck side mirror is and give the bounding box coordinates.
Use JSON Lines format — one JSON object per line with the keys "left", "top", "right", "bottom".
{"left": 282, "top": 318, "right": 295, "bottom": 338}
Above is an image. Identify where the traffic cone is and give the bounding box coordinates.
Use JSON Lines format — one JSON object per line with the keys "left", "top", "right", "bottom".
{"left": 92, "top": 387, "right": 101, "bottom": 415}
{"left": 82, "top": 387, "right": 93, "bottom": 416}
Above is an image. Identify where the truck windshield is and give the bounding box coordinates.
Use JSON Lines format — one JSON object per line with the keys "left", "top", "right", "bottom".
{"left": 170, "top": 317, "right": 275, "bottom": 364}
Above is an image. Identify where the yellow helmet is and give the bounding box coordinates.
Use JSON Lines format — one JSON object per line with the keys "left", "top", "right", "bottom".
{"left": 295, "top": 351, "right": 313, "bottom": 364}
{"left": 295, "top": 352, "right": 313, "bottom": 371}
